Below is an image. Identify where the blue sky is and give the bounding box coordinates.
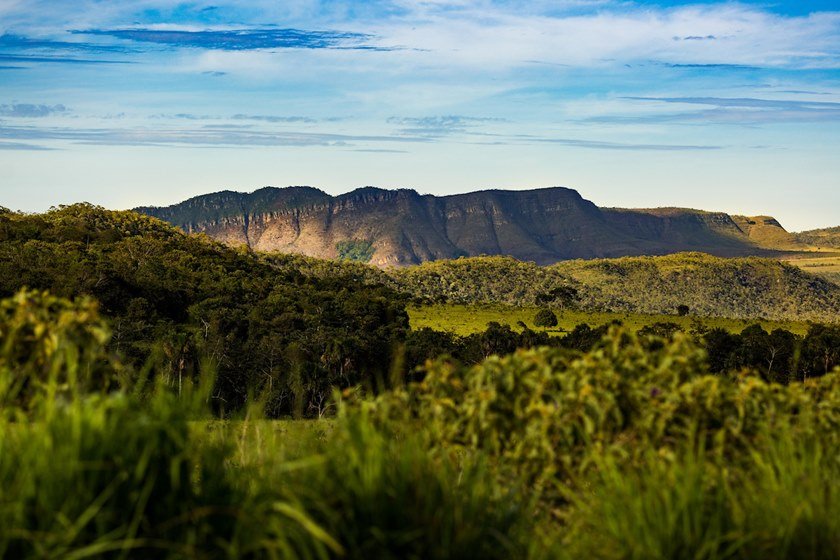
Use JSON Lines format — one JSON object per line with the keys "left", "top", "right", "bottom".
{"left": 1, "top": 0, "right": 838, "bottom": 230}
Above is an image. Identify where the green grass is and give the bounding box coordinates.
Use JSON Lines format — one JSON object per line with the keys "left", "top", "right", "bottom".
{"left": 408, "top": 304, "right": 811, "bottom": 337}
{"left": 4, "top": 288, "right": 840, "bottom": 559}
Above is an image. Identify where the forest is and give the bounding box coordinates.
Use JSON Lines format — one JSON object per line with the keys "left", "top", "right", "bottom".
{"left": 1, "top": 205, "right": 839, "bottom": 558}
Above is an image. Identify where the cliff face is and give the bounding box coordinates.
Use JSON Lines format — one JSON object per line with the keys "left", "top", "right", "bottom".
{"left": 136, "top": 186, "right": 796, "bottom": 266}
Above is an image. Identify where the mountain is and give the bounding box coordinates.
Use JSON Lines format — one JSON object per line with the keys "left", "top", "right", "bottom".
{"left": 136, "top": 186, "right": 802, "bottom": 266}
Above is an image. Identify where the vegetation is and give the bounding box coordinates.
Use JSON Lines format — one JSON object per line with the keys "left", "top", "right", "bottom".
{"left": 794, "top": 226, "right": 840, "bottom": 249}
{"left": 408, "top": 304, "right": 810, "bottom": 337}
{"left": 335, "top": 239, "right": 375, "bottom": 263}
{"left": 533, "top": 308, "right": 558, "bottom": 327}
{"left": 2, "top": 206, "right": 840, "bottom": 558}
{"left": 784, "top": 253, "right": 840, "bottom": 286}
{"left": 0, "top": 205, "right": 407, "bottom": 417}
{"left": 404, "top": 316, "right": 840, "bottom": 382}
{"left": 389, "top": 256, "right": 577, "bottom": 306}
{"left": 389, "top": 254, "right": 840, "bottom": 322}
{"left": 2, "top": 289, "right": 839, "bottom": 558}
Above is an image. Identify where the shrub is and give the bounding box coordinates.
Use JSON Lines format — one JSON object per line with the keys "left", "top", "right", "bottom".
{"left": 0, "top": 289, "right": 118, "bottom": 409}
{"left": 357, "top": 327, "right": 840, "bottom": 505}
{"left": 534, "top": 308, "right": 558, "bottom": 328}
{"left": 336, "top": 239, "right": 375, "bottom": 263}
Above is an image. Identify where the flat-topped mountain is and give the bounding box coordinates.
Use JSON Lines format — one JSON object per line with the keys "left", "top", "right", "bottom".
{"left": 136, "top": 186, "right": 802, "bottom": 266}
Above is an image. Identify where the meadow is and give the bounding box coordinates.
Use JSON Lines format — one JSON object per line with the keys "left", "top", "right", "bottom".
{"left": 408, "top": 304, "right": 811, "bottom": 337}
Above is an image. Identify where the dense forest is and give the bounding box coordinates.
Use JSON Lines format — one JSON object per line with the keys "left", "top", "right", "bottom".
{"left": 0, "top": 204, "right": 407, "bottom": 416}
{"left": 1, "top": 206, "right": 839, "bottom": 419}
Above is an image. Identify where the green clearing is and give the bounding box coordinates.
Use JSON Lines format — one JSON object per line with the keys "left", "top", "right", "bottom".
{"left": 408, "top": 304, "right": 811, "bottom": 337}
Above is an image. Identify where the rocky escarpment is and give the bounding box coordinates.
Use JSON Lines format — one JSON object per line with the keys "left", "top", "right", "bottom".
{"left": 136, "top": 186, "right": 797, "bottom": 266}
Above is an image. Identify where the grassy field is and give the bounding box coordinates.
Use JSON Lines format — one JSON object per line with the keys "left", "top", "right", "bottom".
{"left": 408, "top": 304, "right": 811, "bottom": 336}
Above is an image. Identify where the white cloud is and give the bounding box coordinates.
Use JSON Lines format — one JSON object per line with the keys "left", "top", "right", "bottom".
{"left": 368, "top": 4, "right": 840, "bottom": 70}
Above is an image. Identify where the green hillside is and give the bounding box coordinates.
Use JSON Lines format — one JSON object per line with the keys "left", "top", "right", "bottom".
{"left": 794, "top": 226, "right": 840, "bottom": 249}
{"left": 388, "top": 253, "right": 840, "bottom": 322}
{"left": 0, "top": 204, "right": 407, "bottom": 417}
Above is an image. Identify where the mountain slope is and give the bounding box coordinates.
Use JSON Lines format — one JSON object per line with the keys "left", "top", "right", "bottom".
{"left": 137, "top": 186, "right": 798, "bottom": 266}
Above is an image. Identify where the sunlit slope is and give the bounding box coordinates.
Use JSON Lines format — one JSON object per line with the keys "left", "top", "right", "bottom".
{"left": 388, "top": 253, "right": 840, "bottom": 322}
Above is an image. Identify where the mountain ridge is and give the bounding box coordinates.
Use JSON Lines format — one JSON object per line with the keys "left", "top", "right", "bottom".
{"left": 136, "top": 186, "right": 810, "bottom": 267}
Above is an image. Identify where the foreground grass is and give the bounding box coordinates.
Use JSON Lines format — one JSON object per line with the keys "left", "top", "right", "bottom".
{"left": 2, "top": 289, "right": 839, "bottom": 558}
{"left": 408, "top": 304, "right": 810, "bottom": 337}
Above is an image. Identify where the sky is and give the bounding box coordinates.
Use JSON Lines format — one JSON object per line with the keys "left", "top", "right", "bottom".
{"left": 0, "top": 0, "right": 839, "bottom": 231}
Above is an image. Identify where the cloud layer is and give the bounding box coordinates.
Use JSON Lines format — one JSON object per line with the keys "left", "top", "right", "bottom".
{"left": 1, "top": 0, "right": 839, "bottom": 229}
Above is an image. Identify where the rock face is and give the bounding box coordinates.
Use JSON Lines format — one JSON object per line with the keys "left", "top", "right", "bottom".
{"left": 136, "top": 186, "right": 798, "bottom": 266}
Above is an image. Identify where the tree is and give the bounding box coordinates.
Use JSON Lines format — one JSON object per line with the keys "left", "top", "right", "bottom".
{"left": 676, "top": 304, "right": 690, "bottom": 316}
{"left": 534, "top": 309, "right": 558, "bottom": 328}
{"left": 801, "top": 324, "right": 840, "bottom": 379}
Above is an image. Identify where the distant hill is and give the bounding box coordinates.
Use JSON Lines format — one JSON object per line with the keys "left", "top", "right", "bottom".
{"left": 137, "top": 186, "right": 803, "bottom": 266}
{"left": 794, "top": 226, "right": 840, "bottom": 249}
{"left": 387, "top": 253, "right": 840, "bottom": 322}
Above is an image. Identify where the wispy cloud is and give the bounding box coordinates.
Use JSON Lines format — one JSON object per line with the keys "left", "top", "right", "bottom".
{"left": 153, "top": 113, "right": 318, "bottom": 124}
{"left": 0, "top": 124, "right": 432, "bottom": 148}
{"left": 530, "top": 137, "right": 722, "bottom": 151}
{"left": 673, "top": 35, "right": 718, "bottom": 41}
{"left": 232, "top": 114, "right": 316, "bottom": 123}
{"left": 663, "top": 63, "right": 761, "bottom": 70}
{"left": 625, "top": 97, "right": 840, "bottom": 110}
{"left": 0, "top": 54, "right": 130, "bottom": 64}
{"left": 0, "top": 141, "right": 54, "bottom": 150}
{"left": 581, "top": 96, "right": 840, "bottom": 125}
{"left": 72, "top": 28, "right": 395, "bottom": 51}
{"left": 0, "top": 33, "right": 136, "bottom": 53}
{"left": 388, "top": 115, "right": 506, "bottom": 136}
{"left": 0, "top": 103, "right": 68, "bottom": 117}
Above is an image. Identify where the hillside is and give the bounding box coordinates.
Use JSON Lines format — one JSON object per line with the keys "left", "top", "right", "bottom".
{"left": 794, "top": 226, "right": 840, "bottom": 249}
{"left": 387, "top": 253, "right": 840, "bottom": 322}
{"left": 0, "top": 205, "right": 407, "bottom": 416}
{"left": 137, "top": 186, "right": 799, "bottom": 266}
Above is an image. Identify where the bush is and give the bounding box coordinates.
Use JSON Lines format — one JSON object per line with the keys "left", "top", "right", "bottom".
{"left": 534, "top": 308, "right": 558, "bottom": 328}
{"left": 0, "top": 289, "right": 118, "bottom": 409}
{"left": 358, "top": 327, "right": 840, "bottom": 504}
{"left": 4, "top": 289, "right": 840, "bottom": 559}
{"left": 0, "top": 290, "right": 533, "bottom": 559}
